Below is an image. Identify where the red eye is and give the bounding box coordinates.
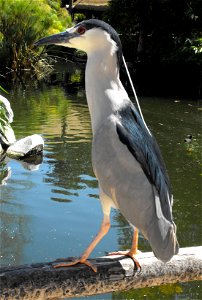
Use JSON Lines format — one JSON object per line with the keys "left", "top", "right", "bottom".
{"left": 77, "top": 26, "right": 86, "bottom": 35}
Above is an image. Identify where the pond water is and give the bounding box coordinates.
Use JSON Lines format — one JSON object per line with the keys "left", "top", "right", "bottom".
{"left": 0, "top": 80, "right": 201, "bottom": 299}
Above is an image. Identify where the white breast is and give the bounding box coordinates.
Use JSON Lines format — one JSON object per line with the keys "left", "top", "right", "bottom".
{"left": 85, "top": 54, "right": 129, "bottom": 135}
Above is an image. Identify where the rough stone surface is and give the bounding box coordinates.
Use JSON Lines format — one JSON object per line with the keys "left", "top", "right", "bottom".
{"left": 0, "top": 247, "right": 201, "bottom": 300}
{"left": 6, "top": 134, "right": 44, "bottom": 158}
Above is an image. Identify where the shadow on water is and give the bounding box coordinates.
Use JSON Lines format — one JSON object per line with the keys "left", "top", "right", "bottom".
{"left": 0, "top": 65, "right": 201, "bottom": 299}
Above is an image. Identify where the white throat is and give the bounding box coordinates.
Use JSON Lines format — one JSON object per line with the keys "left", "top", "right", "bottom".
{"left": 85, "top": 44, "right": 128, "bottom": 135}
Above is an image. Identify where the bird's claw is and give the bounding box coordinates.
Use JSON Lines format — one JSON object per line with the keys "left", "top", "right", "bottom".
{"left": 107, "top": 250, "right": 141, "bottom": 271}
{"left": 108, "top": 250, "right": 141, "bottom": 255}
{"left": 53, "top": 258, "right": 97, "bottom": 272}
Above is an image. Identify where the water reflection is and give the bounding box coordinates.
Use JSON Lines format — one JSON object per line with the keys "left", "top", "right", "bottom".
{"left": 0, "top": 173, "right": 31, "bottom": 266}
{"left": 0, "top": 156, "right": 11, "bottom": 186}
{"left": 0, "top": 85, "right": 201, "bottom": 299}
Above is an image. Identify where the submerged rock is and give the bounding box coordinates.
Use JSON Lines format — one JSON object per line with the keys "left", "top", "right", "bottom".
{"left": 6, "top": 134, "right": 44, "bottom": 158}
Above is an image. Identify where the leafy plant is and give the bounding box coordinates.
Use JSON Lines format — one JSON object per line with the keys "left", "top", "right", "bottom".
{"left": 0, "top": 85, "right": 8, "bottom": 94}
{"left": 105, "top": 0, "right": 202, "bottom": 64}
{"left": 0, "top": 0, "right": 71, "bottom": 73}
{"left": 0, "top": 105, "right": 8, "bottom": 134}
{"left": 0, "top": 95, "right": 13, "bottom": 136}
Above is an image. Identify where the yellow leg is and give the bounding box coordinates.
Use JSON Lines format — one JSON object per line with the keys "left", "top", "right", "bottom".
{"left": 54, "top": 215, "right": 110, "bottom": 272}
{"left": 129, "top": 227, "right": 139, "bottom": 255}
{"left": 108, "top": 228, "right": 141, "bottom": 270}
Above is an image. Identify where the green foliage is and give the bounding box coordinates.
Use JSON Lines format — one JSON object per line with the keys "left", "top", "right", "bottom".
{"left": 191, "top": 37, "right": 202, "bottom": 54}
{"left": 74, "top": 13, "right": 87, "bottom": 23}
{"left": 183, "top": 35, "right": 202, "bottom": 62}
{"left": 0, "top": 105, "right": 7, "bottom": 132}
{"left": 105, "top": 0, "right": 202, "bottom": 64}
{"left": 70, "top": 69, "right": 82, "bottom": 83}
{"left": 0, "top": 85, "right": 8, "bottom": 94}
{"left": 0, "top": 0, "right": 71, "bottom": 72}
{"left": 0, "top": 101, "right": 10, "bottom": 135}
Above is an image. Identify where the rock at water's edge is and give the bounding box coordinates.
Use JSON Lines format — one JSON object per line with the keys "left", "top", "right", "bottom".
{"left": 6, "top": 134, "right": 44, "bottom": 158}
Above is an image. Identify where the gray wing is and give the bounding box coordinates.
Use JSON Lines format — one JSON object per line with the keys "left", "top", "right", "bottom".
{"left": 116, "top": 103, "right": 173, "bottom": 222}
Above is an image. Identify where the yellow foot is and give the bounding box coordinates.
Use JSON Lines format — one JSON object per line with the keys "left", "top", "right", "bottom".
{"left": 108, "top": 250, "right": 141, "bottom": 271}
{"left": 53, "top": 258, "right": 97, "bottom": 272}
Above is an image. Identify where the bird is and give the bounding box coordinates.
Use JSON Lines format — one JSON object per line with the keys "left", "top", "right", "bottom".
{"left": 35, "top": 19, "right": 179, "bottom": 272}
{"left": 184, "top": 134, "right": 192, "bottom": 143}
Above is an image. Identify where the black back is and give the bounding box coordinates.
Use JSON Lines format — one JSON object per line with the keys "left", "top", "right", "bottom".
{"left": 116, "top": 103, "right": 173, "bottom": 221}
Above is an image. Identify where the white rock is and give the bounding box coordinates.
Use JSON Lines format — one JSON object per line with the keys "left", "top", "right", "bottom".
{"left": 6, "top": 134, "right": 44, "bottom": 158}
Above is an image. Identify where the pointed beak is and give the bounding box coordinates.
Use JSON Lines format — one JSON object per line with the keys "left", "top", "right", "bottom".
{"left": 34, "top": 30, "right": 74, "bottom": 47}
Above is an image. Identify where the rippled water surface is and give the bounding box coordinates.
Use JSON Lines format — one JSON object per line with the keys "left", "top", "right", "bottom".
{"left": 0, "top": 84, "right": 201, "bottom": 299}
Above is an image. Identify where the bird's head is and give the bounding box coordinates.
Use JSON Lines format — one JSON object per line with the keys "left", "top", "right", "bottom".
{"left": 34, "top": 19, "right": 122, "bottom": 67}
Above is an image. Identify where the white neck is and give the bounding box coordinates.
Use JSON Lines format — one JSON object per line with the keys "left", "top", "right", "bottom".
{"left": 85, "top": 50, "right": 129, "bottom": 134}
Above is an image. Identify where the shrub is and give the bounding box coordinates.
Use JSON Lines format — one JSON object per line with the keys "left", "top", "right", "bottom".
{"left": 0, "top": 0, "right": 71, "bottom": 73}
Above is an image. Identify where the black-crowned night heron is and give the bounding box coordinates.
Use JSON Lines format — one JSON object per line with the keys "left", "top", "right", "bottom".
{"left": 35, "top": 19, "right": 179, "bottom": 272}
